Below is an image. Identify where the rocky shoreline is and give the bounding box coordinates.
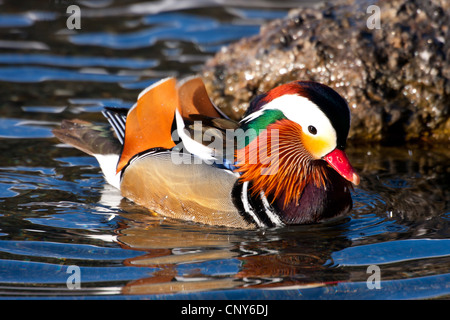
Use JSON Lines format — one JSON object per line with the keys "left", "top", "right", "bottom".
{"left": 201, "top": 0, "right": 450, "bottom": 143}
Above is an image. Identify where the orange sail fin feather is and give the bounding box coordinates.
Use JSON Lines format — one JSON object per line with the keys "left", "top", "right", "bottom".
{"left": 117, "top": 77, "right": 225, "bottom": 172}
{"left": 177, "top": 77, "right": 222, "bottom": 119}
{"left": 117, "top": 78, "right": 179, "bottom": 172}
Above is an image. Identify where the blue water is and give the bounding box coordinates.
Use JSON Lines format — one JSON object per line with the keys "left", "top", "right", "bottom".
{"left": 0, "top": 0, "right": 449, "bottom": 300}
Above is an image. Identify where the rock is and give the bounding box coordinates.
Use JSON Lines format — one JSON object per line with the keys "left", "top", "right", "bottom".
{"left": 201, "top": 0, "right": 450, "bottom": 143}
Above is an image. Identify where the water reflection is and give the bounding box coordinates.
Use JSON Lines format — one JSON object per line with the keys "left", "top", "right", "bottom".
{"left": 113, "top": 206, "right": 351, "bottom": 295}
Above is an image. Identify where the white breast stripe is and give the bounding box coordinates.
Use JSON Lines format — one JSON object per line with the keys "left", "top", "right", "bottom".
{"left": 241, "top": 181, "right": 264, "bottom": 228}
{"left": 260, "top": 190, "right": 285, "bottom": 227}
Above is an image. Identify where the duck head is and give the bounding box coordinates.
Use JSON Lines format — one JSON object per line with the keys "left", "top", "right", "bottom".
{"left": 235, "top": 81, "right": 359, "bottom": 211}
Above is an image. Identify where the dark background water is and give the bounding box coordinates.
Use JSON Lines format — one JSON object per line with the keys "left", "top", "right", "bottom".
{"left": 0, "top": 0, "right": 449, "bottom": 299}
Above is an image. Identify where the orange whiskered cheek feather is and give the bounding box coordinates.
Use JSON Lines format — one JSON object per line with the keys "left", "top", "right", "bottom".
{"left": 234, "top": 127, "right": 284, "bottom": 199}
{"left": 234, "top": 128, "right": 280, "bottom": 182}
{"left": 234, "top": 119, "right": 328, "bottom": 208}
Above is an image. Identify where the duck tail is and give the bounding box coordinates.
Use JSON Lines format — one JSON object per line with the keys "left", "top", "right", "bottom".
{"left": 53, "top": 119, "right": 122, "bottom": 189}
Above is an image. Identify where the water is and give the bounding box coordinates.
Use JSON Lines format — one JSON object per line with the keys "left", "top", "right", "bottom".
{"left": 0, "top": 0, "right": 449, "bottom": 300}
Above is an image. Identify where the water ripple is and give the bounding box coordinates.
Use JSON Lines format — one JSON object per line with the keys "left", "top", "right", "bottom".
{"left": 0, "top": 119, "right": 54, "bottom": 139}
{"left": 331, "top": 239, "right": 450, "bottom": 267}
{"left": 0, "top": 66, "right": 139, "bottom": 83}
{"left": 0, "top": 259, "right": 157, "bottom": 284}
{"left": 0, "top": 54, "right": 158, "bottom": 69}
{"left": 69, "top": 12, "right": 261, "bottom": 49}
{"left": 0, "top": 240, "right": 140, "bottom": 261}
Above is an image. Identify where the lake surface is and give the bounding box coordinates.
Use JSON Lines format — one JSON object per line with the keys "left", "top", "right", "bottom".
{"left": 0, "top": 0, "right": 449, "bottom": 300}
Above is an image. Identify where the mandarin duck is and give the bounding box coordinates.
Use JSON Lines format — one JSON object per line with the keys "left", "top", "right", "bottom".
{"left": 53, "top": 77, "right": 359, "bottom": 229}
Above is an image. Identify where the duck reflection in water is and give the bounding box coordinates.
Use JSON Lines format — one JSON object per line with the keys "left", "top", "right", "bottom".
{"left": 111, "top": 202, "right": 352, "bottom": 295}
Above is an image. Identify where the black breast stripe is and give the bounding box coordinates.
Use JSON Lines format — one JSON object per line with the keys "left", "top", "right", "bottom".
{"left": 231, "top": 181, "right": 285, "bottom": 228}
{"left": 231, "top": 181, "right": 263, "bottom": 228}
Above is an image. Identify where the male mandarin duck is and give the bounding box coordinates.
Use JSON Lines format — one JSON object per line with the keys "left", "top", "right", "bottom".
{"left": 53, "top": 77, "right": 359, "bottom": 229}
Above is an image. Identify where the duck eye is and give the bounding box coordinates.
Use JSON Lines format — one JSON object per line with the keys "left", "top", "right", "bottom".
{"left": 308, "top": 125, "right": 317, "bottom": 135}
